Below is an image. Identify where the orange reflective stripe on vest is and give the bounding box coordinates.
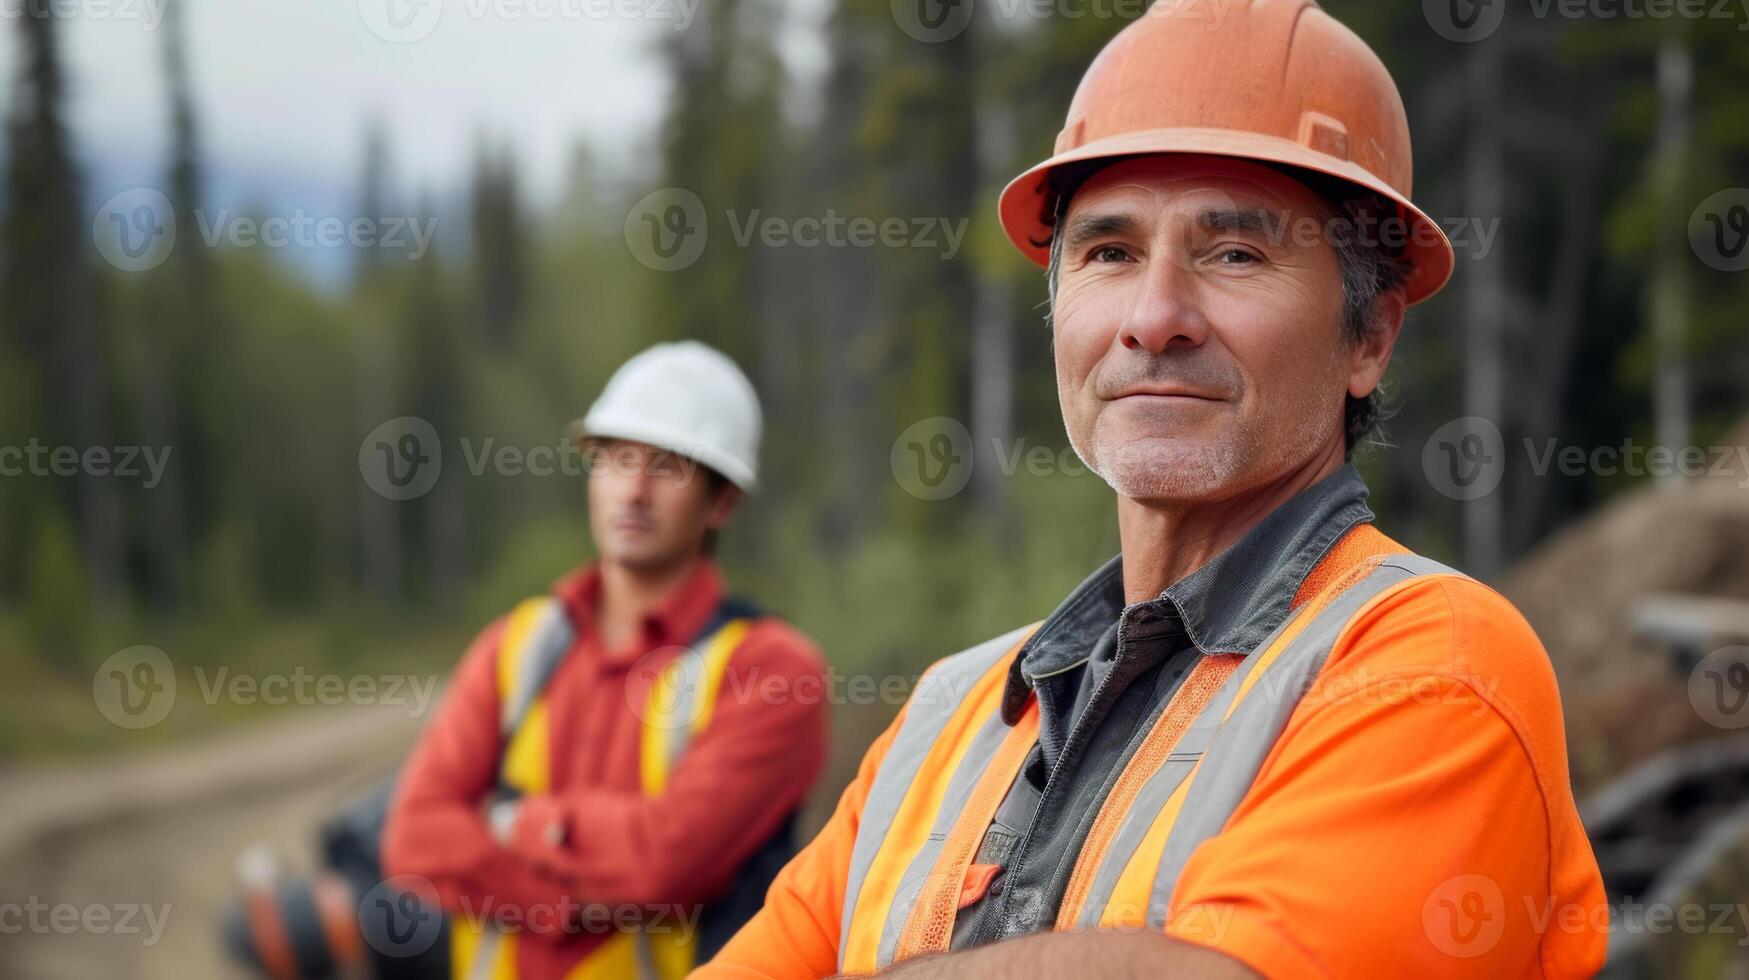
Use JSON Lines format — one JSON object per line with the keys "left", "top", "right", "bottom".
{"left": 451, "top": 598, "right": 752, "bottom": 980}
{"left": 840, "top": 555, "right": 1466, "bottom": 971}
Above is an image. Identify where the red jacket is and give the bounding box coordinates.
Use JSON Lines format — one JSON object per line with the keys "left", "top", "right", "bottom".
{"left": 383, "top": 560, "right": 830, "bottom": 978}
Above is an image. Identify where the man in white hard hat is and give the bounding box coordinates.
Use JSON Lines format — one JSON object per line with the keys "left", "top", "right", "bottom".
{"left": 385, "top": 341, "right": 830, "bottom": 980}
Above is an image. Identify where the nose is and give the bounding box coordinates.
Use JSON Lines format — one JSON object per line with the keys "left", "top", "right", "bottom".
{"left": 625, "top": 469, "right": 656, "bottom": 506}
{"left": 1119, "top": 247, "right": 1211, "bottom": 354}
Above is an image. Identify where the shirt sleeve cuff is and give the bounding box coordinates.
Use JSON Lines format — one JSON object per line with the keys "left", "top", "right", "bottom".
{"left": 1166, "top": 903, "right": 1329, "bottom": 980}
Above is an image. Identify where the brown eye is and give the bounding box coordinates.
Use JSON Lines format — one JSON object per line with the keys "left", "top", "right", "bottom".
{"left": 1218, "top": 248, "right": 1259, "bottom": 264}
{"left": 1089, "top": 244, "right": 1130, "bottom": 263}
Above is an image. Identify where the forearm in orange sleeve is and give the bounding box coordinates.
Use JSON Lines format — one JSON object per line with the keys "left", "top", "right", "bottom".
{"left": 692, "top": 707, "right": 907, "bottom": 980}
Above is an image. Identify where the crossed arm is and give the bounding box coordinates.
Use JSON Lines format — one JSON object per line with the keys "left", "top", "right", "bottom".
{"left": 383, "top": 617, "right": 831, "bottom": 937}
{"left": 865, "top": 929, "right": 1259, "bottom": 979}
{"left": 700, "top": 580, "right": 1601, "bottom": 978}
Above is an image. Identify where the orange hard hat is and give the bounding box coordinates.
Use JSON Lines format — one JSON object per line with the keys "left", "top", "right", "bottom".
{"left": 997, "top": 0, "right": 1455, "bottom": 306}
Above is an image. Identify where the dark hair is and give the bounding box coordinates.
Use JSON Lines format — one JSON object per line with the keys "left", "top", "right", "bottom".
{"left": 1041, "top": 159, "right": 1412, "bottom": 457}
{"left": 700, "top": 466, "right": 732, "bottom": 557}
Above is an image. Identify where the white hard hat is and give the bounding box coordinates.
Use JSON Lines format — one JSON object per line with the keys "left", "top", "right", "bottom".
{"left": 573, "top": 341, "right": 762, "bottom": 491}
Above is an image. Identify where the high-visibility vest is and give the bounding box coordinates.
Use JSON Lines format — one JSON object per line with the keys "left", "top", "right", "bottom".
{"left": 451, "top": 596, "right": 756, "bottom": 980}
{"left": 836, "top": 553, "right": 1460, "bottom": 974}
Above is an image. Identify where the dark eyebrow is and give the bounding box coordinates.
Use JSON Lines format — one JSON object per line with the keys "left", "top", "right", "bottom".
{"left": 1064, "top": 207, "right": 1288, "bottom": 251}
{"left": 1200, "top": 207, "right": 1286, "bottom": 239}
{"left": 1062, "top": 212, "right": 1138, "bottom": 251}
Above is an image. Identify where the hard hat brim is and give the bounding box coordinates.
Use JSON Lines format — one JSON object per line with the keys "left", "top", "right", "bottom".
{"left": 997, "top": 127, "right": 1456, "bottom": 307}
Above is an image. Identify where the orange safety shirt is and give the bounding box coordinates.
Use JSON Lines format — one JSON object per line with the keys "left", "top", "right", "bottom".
{"left": 696, "top": 465, "right": 1607, "bottom": 978}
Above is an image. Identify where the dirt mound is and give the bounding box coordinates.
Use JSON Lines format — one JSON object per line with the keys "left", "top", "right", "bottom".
{"left": 1502, "top": 419, "right": 1749, "bottom": 794}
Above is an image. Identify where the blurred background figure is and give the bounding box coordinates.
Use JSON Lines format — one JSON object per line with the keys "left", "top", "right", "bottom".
{"left": 380, "top": 340, "right": 827, "bottom": 980}
{"left": 0, "top": 0, "right": 1745, "bottom": 977}
{"left": 221, "top": 339, "right": 828, "bottom": 980}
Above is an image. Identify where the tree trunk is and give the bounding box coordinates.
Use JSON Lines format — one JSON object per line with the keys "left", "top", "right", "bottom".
{"left": 1463, "top": 36, "right": 1506, "bottom": 578}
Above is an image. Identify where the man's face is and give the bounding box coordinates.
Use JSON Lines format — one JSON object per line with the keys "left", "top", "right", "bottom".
{"left": 1051, "top": 155, "right": 1368, "bottom": 504}
{"left": 585, "top": 439, "right": 735, "bottom": 572}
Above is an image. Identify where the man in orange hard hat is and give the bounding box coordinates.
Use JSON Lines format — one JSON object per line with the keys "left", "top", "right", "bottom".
{"left": 696, "top": 1, "right": 1607, "bottom": 977}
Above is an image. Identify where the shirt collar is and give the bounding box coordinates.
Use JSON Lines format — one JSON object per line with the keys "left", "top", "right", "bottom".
{"left": 1002, "top": 464, "right": 1374, "bottom": 721}
{"left": 555, "top": 558, "right": 725, "bottom": 661}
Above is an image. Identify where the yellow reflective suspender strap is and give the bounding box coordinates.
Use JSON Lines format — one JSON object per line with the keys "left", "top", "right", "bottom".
{"left": 452, "top": 601, "right": 755, "bottom": 980}
{"left": 639, "top": 617, "right": 754, "bottom": 797}
{"left": 628, "top": 615, "right": 755, "bottom": 978}
{"left": 452, "top": 597, "right": 569, "bottom": 980}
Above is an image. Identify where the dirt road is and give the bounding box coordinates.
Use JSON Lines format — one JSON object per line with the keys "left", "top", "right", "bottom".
{"left": 0, "top": 703, "right": 426, "bottom": 980}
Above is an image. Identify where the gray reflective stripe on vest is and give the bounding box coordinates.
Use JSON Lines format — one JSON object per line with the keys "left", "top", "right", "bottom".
{"left": 1140, "top": 554, "right": 1461, "bottom": 927}
{"left": 1073, "top": 596, "right": 1337, "bottom": 926}
{"left": 875, "top": 707, "right": 1013, "bottom": 967}
{"left": 838, "top": 623, "right": 1035, "bottom": 973}
{"left": 1071, "top": 644, "right": 1263, "bottom": 927}
{"left": 503, "top": 599, "right": 577, "bottom": 736}
{"left": 466, "top": 932, "right": 499, "bottom": 980}
{"left": 662, "top": 644, "right": 712, "bottom": 767}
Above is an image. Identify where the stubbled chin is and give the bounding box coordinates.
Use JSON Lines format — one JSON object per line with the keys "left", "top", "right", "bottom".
{"left": 1088, "top": 436, "right": 1252, "bottom": 501}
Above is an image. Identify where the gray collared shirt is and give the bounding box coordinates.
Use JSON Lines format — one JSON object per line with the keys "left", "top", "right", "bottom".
{"left": 952, "top": 464, "right": 1377, "bottom": 948}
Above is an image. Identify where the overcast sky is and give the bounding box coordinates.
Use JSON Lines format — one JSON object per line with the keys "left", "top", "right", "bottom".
{"left": 3, "top": 0, "right": 825, "bottom": 217}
